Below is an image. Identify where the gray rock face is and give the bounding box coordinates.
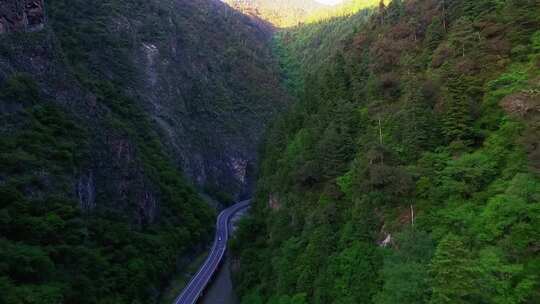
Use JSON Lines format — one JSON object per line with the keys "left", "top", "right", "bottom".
{"left": 0, "top": 0, "right": 45, "bottom": 33}
{"left": 0, "top": 28, "right": 167, "bottom": 224}
{"left": 110, "top": 0, "right": 289, "bottom": 199}
{"left": 77, "top": 170, "right": 95, "bottom": 211}
{"left": 0, "top": 0, "right": 288, "bottom": 223}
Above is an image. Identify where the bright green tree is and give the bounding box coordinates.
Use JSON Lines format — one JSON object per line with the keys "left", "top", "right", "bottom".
{"left": 429, "top": 234, "right": 477, "bottom": 304}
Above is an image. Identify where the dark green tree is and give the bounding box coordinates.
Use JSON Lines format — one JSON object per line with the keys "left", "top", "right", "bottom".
{"left": 442, "top": 72, "right": 473, "bottom": 144}
{"left": 375, "top": 230, "right": 435, "bottom": 304}
{"left": 425, "top": 16, "right": 445, "bottom": 51}
{"left": 387, "top": 0, "right": 405, "bottom": 23}
{"left": 429, "top": 234, "right": 477, "bottom": 304}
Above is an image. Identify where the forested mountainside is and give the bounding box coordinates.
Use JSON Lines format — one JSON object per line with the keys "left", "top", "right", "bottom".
{"left": 222, "top": 0, "right": 385, "bottom": 27}
{"left": 305, "top": 0, "right": 382, "bottom": 23}
{"left": 0, "top": 0, "right": 287, "bottom": 303}
{"left": 233, "top": 1, "right": 540, "bottom": 304}
{"left": 45, "top": 0, "right": 288, "bottom": 199}
{"left": 223, "top": 0, "right": 324, "bottom": 27}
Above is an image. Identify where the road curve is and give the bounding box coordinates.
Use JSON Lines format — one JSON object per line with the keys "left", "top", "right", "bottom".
{"left": 173, "top": 200, "right": 251, "bottom": 304}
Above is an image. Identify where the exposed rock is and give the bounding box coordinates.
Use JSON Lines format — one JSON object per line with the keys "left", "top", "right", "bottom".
{"left": 230, "top": 157, "right": 248, "bottom": 185}
{"left": 126, "top": 0, "right": 289, "bottom": 199}
{"left": 0, "top": 0, "right": 45, "bottom": 33}
{"left": 77, "top": 171, "right": 96, "bottom": 211}
{"left": 500, "top": 90, "right": 540, "bottom": 119}
{"left": 500, "top": 85, "right": 540, "bottom": 173}
{"left": 268, "top": 193, "right": 281, "bottom": 210}
{"left": 136, "top": 188, "right": 159, "bottom": 225}
{"left": 141, "top": 42, "right": 160, "bottom": 87}
{"left": 0, "top": 0, "right": 287, "bottom": 230}
{"left": 379, "top": 233, "right": 392, "bottom": 247}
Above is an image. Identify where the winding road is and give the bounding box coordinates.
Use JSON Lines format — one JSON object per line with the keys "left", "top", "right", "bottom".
{"left": 173, "top": 200, "right": 251, "bottom": 304}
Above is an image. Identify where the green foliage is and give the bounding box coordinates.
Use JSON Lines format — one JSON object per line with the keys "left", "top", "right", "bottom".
{"left": 0, "top": 73, "right": 212, "bottom": 303}
{"left": 326, "top": 241, "right": 382, "bottom": 304}
{"left": 374, "top": 230, "right": 435, "bottom": 304}
{"left": 429, "top": 234, "right": 476, "bottom": 304}
{"left": 306, "top": 0, "right": 381, "bottom": 24}
{"left": 425, "top": 16, "right": 445, "bottom": 51}
{"left": 234, "top": 1, "right": 540, "bottom": 303}
{"left": 0, "top": 73, "right": 40, "bottom": 105}
{"left": 532, "top": 31, "right": 540, "bottom": 52}
{"left": 442, "top": 72, "right": 474, "bottom": 144}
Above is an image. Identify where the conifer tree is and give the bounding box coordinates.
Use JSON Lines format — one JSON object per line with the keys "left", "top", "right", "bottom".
{"left": 425, "top": 16, "right": 445, "bottom": 51}
{"left": 429, "top": 234, "right": 477, "bottom": 304}
{"left": 387, "top": 0, "right": 404, "bottom": 23}
{"left": 379, "top": 0, "right": 386, "bottom": 25}
{"left": 442, "top": 72, "right": 473, "bottom": 144}
{"left": 449, "top": 17, "right": 477, "bottom": 57}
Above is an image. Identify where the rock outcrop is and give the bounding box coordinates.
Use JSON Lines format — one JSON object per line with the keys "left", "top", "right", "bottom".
{"left": 0, "top": 0, "right": 288, "bottom": 222}
{"left": 0, "top": 1, "right": 289, "bottom": 301}
{"left": 0, "top": 0, "right": 45, "bottom": 33}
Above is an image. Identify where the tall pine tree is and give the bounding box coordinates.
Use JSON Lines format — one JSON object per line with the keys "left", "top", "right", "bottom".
{"left": 429, "top": 234, "right": 477, "bottom": 304}
{"left": 442, "top": 72, "right": 473, "bottom": 144}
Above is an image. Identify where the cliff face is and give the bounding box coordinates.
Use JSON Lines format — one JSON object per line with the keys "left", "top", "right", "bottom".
{"left": 1, "top": 0, "right": 288, "bottom": 205}
{"left": 127, "top": 0, "right": 288, "bottom": 199}
{"left": 0, "top": 0, "right": 288, "bottom": 229}
{"left": 49, "top": 0, "right": 288, "bottom": 200}
{"left": 0, "top": 5, "right": 166, "bottom": 225}
{"left": 0, "top": 0, "right": 45, "bottom": 33}
{"left": 0, "top": 0, "right": 288, "bottom": 302}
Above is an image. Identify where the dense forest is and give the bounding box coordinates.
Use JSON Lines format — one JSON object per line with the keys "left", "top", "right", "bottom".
{"left": 0, "top": 0, "right": 286, "bottom": 303}
{"left": 223, "top": 0, "right": 324, "bottom": 27}
{"left": 2, "top": 0, "right": 539, "bottom": 303}
{"left": 232, "top": 0, "right": 540, "bottom": 304}
{"left": 223, "top": 0, "right": 383, "bottom": 28}
{"left": 0, "top": 73, "right": 214, "bottom": 303}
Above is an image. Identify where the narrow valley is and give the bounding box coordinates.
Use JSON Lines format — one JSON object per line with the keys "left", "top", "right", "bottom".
{"left": 1, "top": 1, "right": 539, "bottom": 304}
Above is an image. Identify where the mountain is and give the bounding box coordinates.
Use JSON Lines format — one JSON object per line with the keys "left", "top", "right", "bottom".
{"left": 232, "top": 0, "right": 540, "bottom": 303}
{"left": 222, "top": 0, "right": 385, "bottom": 27}
{"left": 222, "top": 0, "right": 325, "bottom": 27}
{"left": 0, "top": 0, "right": 288, "bottom": 302}
{"left": 2, "top": 0, "right": 540, "bottom": 303}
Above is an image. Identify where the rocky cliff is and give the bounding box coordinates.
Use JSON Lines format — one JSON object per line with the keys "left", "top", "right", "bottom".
{"left": 0, "top": 0, "right": 288, "bottom": 302}
{"left": 47, "top": 0, "right": 289, "bottom": 200}
{"left": 1, "top": 0, "right": 288, "bottom": 204}
{"left": 0, "top": 0, "right": 45, "bottom": 33}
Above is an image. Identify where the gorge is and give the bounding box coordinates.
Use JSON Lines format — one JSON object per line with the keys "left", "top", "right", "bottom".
{"left": 1, "top": 1, "right": 539, "bottom": 304}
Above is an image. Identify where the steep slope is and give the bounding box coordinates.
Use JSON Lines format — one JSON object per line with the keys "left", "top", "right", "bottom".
{"left": 46, "top": 0, "right": 289, "bottom": 199}
{"left": 223, "top": 0, "right": 324, "bottom": 27}
{"left": 305, "top": 0, "right": 382, "bottom": 23}
{"left": 222, "top": 0, "right": 383, "bottom": 27}
{"left": 233, "top": 0, "right": 540, "bottom": 303}
{"left": 0, "top": 0, "right": 287, "bottom": 303}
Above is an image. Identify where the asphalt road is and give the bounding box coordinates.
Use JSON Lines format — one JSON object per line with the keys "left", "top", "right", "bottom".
{"left": 173, "top": 200, "right": 251, "bottom": 304}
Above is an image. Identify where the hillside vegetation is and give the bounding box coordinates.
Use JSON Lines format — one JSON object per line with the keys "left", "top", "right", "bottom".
{"left": 233, "top": 0, "right": 540, "bottom": 303}
{"left": 0, "top": 73, "right": 213, "bottom": 303}
{"left": 306, "top": 0, "right": 382, "bottom": 23}
{"left": 223, "top": 0, "right": 323, "bottom": 27}
{"left": 223, "top": 0, "right": 382, "bottom": 28}
{"left": 46, "top": 0, "right": 289, "bottom": 198}
{"left": 0, "top": 0, "right": 287, "bottom": 303}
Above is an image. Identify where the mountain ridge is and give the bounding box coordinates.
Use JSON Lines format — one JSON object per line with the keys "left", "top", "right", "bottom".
{"left": 232, "top": 0, "right": 540, "bottom": 303}
{"left": 222, "top": 0, "right": 325, "bottom": 27}
{"left": 0, "top": 0, "right": 288, "bottom": 302}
